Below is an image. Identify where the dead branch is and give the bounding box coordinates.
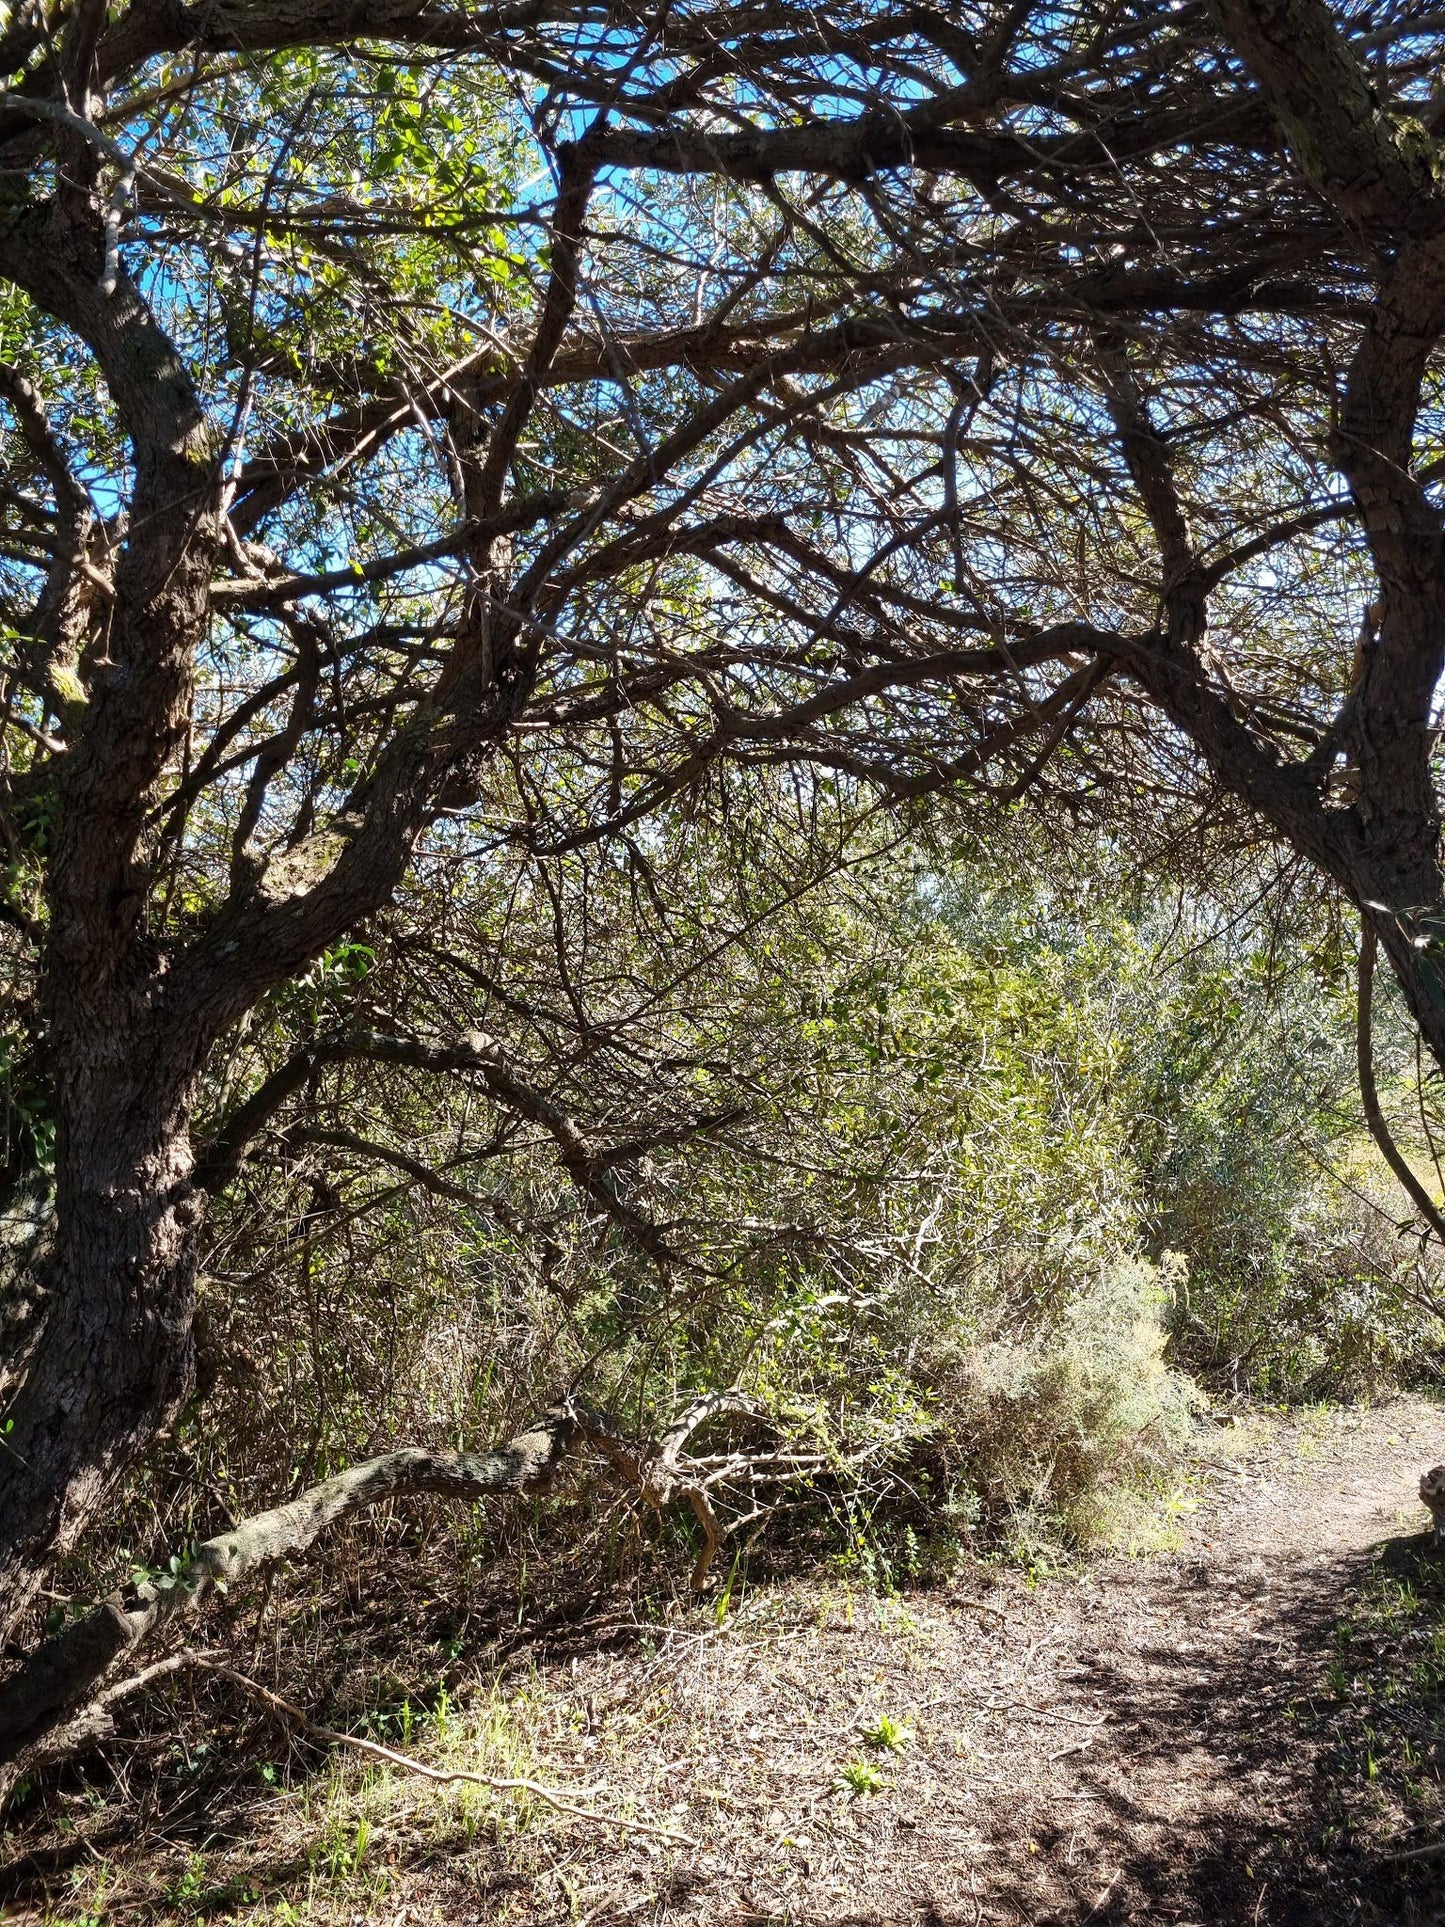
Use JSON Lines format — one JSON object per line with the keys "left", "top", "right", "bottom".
{"left": 0, "top": 1394, "right": 820, "bottom": 1801}
{"left": 568, "top": 1390, "right": 824, "bottom": 1587}
{"left": 191, "top": 1657, "right": 696, "bottom": 1846}
{"left": 0, "top": 1406, "right": 582, "bottom": 1785}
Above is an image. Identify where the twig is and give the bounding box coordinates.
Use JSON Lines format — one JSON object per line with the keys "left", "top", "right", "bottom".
{"left": 1084, "top": 1868, "right": 1122, "bottom": 1918}
{"left": 953, "top": 1596, "right": 1010, "bottom": 1623}
{"left": 97, "top": 1648, "right": 224, "bottom": 1711}
{"left": 985, "top": 1700, "right": 1109, "bottom": 1730}
{"left": 1379, "top": 1836, "right": 1445, "bottom": 1864}
{"left": 190, "top": 1656, "right": 696, "bottom": 1847}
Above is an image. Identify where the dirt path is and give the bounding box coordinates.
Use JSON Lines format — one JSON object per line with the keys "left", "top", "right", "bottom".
{"left": 967, "top": 1401, "right": 1441, "bottom": 1926}
{"left": 5, "top": 1399, "right": 1444, "bottom": 1925}
{"left": 501, "top": 1397, "right": 1445, "bottom": 1927}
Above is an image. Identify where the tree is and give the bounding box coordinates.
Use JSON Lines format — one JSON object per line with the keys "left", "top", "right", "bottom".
{"left": 557, "top": 0, "right": 1445, "bottom": 1057}
{"left": 0, "top": 5, "right": 1017, "bottom": 1639}
{"left": 4, "top": 0, "right": 1445, "bottom": 1762}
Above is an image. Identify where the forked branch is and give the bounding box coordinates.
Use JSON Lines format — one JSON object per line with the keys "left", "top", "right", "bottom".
{"left": 0, "top": 1394, "right": 818, "bottom": 1800}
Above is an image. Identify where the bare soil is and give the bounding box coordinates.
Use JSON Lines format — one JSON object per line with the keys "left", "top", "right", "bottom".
{"left": 5, "top": 1398, "right": 1445, "bottom": 1925}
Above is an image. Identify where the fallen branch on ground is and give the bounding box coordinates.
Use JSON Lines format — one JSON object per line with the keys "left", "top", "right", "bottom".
{"left": 1379, "top": 1836, "right": 1445, "bottom": 1864}
{"left": 0, "top": 1393, "right": 822, "bottom": 1801}
{"left": 191, "top": 1656, "right": 697, "bottom": 1846}
{"left": 0, "top": 1404, "right": 584, "bottom": 1787}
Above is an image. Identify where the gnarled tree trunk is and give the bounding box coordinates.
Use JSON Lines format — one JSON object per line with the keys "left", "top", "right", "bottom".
{"left": 0, "top": 988, "right": 206, "bottom": 1644}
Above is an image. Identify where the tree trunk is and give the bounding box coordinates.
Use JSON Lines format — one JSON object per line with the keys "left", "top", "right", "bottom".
{"left": 0, "top": 983, "right": 203, "bottom": 1647}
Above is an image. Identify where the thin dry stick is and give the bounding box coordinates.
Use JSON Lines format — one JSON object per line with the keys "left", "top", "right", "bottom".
{"left": 98, "top": 1649, "right": 224, "bottom": 1709}
{"left": 1379, "top": 1837, "right": 1445, "bottom": 1865}
{"left": 1084, "top": 1869, "right": 1123, "bottom": 1919}
{"left": 190, "top": 1656, "right": 696, "bottom": 1847}
{"left": 985, "top": 1700, "right": 1109, "bottom": 1730}
{"left": 954, "top": 1596, "right": 1009, "bottom": 1623}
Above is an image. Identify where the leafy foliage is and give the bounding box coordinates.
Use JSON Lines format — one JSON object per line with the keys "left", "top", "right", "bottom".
{"left": 106, "top": 813, "right": 1423, "bottom": 1599}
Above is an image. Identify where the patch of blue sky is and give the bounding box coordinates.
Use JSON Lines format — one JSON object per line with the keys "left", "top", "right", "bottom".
{"left": 67, "top": 16, "right": 1181, "bottom": 684}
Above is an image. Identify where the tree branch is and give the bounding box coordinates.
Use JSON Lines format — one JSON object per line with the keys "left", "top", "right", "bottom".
{"left": 196, "top": 1029, "right": 681, "bottom": 1261}
{"left": 0, "top": 1405, "right": 586, "bottom": 1776}
{"left": 0, "top": 1394, "right": 807, "bottom": 1793}
{"left": 1357, "top": 917, "right": 1445, "bottom": 1245}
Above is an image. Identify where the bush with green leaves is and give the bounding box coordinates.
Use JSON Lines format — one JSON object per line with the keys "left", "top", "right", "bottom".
{"left": 916, "top": 1253, "right": 1202, "bottom": 1550}
{"left": 1130, "top": 914, "right": 1443, "bottom": 1397}
{"left": 92, "top": 808, "right": 1438, "bottom": 1597}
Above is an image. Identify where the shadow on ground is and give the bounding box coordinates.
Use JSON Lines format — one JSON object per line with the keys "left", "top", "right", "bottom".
{"left": 7, "top": 1426, "right": 1445, "bottom": 1927}
{"left": 960, "top": 1533, "right": 1445, "bottom": 1925}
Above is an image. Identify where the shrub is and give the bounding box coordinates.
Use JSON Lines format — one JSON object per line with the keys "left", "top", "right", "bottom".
{"left": 88, "top": 822, "right": 1431, "bottom": 1604}
{"left": 917, "top": 1253, "right": 1202, "bottom": 1550}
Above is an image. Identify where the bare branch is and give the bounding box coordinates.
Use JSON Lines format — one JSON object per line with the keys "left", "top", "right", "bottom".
{"left": 1356, "top": 918, "right": 1445, "bottom": 1245}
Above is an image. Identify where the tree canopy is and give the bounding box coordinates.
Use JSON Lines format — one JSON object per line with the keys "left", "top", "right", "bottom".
{"left": 5, "top": 0, "right": 1445, "bottom": 1778}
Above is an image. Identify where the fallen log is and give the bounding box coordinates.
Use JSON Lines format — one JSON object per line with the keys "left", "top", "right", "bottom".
{"left": 0, "top": 1392, "right": 820, "bottom": 1802}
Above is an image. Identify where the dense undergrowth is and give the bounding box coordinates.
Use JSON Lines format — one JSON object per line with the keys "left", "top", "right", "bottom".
{"left": 8, "top": 800, "right": 1445, "bottom": 1909}
{"left": 58, "top": 813, "right": 1439, "bottom": 1631}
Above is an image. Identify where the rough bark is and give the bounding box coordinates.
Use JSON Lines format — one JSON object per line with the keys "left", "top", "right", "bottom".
{"left": 0, "top": 1173, "right": 54, "bottom": 1411}
{"left": 0, "top": 1046, "right": 207, "bottom": 1644}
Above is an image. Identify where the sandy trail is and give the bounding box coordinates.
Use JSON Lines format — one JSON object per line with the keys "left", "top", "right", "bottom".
{"left": 576, "top": 1399, "right": 1445, "bottom": 1926}
{"left": 975, "top": 1404, "right": 1443, "bottom": 1925}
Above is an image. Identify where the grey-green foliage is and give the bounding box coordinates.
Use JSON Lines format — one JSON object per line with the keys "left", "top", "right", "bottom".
{"left": 1129, "top": 918, "right": 1436, "bottom": 1397}
{"left": 180, "top": 817, "right": 1435, "bottom": 1583}
{"left": 919, "top": 1253, "right": 1201, "bottom": 1551}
